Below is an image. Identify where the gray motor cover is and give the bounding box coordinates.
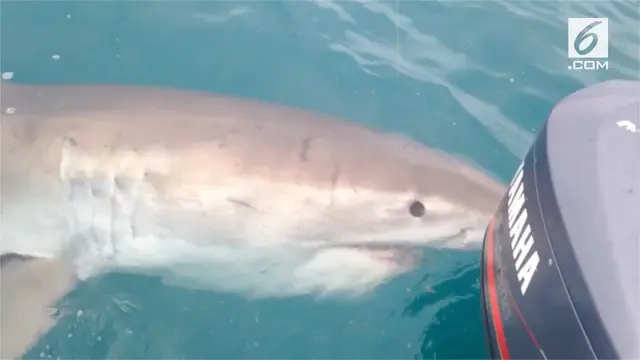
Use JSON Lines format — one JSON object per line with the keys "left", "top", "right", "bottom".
{"left": 545, "top": 79, "right": 639, "bottom": 358}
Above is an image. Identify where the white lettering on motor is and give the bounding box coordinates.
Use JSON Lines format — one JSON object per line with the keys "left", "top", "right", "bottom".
{"left": 506, "top": 161, "right": 540, "bottom": 295}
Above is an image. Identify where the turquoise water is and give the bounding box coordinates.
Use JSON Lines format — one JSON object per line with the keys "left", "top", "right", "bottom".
{"left": 2, "top": 1, "right": 638, "bottom": 359}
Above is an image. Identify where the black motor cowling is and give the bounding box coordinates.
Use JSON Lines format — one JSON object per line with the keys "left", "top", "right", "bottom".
{"left": 480, "top": 80, "right": 639, "bottom": 359}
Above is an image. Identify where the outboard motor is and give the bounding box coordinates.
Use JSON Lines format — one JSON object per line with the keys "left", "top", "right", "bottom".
{"left": 480, "top": 80, "right": 639, "bottom": 359}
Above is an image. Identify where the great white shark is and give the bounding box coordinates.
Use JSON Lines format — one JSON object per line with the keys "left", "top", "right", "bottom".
{"left": 0, "top": 81, "right": 505, "bottom": 358}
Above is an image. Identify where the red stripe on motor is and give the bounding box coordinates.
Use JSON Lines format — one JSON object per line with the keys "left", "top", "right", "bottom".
{"left": 486, "top": 218, "right": 511, "bottom": 359}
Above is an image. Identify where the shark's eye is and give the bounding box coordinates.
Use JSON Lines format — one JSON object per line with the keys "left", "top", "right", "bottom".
{"left": 408, "top": 200, "right": 426, "bottom": 218}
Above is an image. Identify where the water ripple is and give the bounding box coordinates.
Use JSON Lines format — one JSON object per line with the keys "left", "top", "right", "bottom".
{"left": 315, "top": 0, "right": 537, "bottom": 158}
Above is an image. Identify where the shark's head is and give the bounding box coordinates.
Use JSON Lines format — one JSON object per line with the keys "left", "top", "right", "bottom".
{"left": 270, "top": 133, "right": 505, "bottom": 251}
{"left": 151, "top": 131, "right": 507, "bottom": 299}
{"left": 301, "top": 176, "right": 498, "bottom": 251}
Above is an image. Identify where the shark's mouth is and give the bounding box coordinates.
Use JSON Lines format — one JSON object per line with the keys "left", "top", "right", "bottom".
{"left": 334, "top": 245, "right": 420, "bottom": 274}
{"left": 317, "top": 227, "right": 475, "bottom": 273}
{"left": 328, "top": 226, "right": 473, "bottom": 250}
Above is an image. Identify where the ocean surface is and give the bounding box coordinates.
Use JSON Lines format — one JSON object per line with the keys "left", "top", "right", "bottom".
{"left": 1, "top": 1, "right": 638, "bottom": 359}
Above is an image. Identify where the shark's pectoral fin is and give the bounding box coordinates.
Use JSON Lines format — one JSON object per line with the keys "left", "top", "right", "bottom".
{"left": 0, "top": 255, "right": 78, "bottom": 359}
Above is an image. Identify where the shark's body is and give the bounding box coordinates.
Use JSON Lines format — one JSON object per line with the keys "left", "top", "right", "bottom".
{"left": 0, "top": 81, "right": 505, "bottom": 358}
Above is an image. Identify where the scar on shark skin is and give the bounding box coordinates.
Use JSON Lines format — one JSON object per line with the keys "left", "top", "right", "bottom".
{"left": 227, "top": 197, "right": 256, "bottom": 209}
{"left": 0, "top": 254, "right": 37, "bottom": 268}
{"left": 65, "top": 137, "right": 78, "bottom": 146}
{"left": 299, "top": 136, "right": 313, "bottom": 162}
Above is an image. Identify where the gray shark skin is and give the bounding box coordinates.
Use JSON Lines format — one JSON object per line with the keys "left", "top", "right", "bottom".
{"left": 0, "top": 256, "right": 76, "bottom": 359}
{"left": 0, "top": 81, "right": 505, "bottom": 358}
